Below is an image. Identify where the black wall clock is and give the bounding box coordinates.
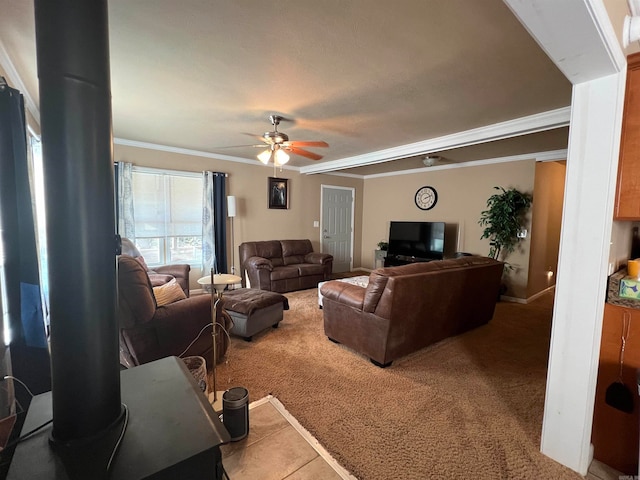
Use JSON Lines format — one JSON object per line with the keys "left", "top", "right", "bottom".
{"left": 415, "top": 186, "right": 438, "bottom": 210}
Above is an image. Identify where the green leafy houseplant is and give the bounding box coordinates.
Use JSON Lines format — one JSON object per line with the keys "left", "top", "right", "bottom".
{"left": 377, "top": 241, "right": 389, "bottom": 251}
{"left": 479, "top": 186, "right": 532, "bottom": 261}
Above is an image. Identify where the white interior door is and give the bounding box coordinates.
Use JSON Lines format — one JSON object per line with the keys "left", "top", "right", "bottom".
{"left": 321, "top": 186, "right": 353, "bottom": 273}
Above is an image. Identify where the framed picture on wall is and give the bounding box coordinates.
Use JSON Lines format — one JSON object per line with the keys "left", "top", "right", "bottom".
{"left": 268, "top": 177, "right": 288, "bottom": 209}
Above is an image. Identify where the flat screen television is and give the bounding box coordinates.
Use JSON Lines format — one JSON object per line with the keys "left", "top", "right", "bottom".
{"left": 387, "top": 221, "right": 445, "bottom": 261}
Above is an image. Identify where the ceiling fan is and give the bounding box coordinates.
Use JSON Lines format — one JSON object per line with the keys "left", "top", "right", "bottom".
{"left": 234, "top": 114, "right": 329, "bottom": 167}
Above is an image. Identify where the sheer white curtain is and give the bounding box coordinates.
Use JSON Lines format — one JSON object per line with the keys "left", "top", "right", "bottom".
{"left": 202, "top": 171, "right": 216, "bottom": 273}
{"left": 117, "top": 161, "right": 135, "bottom": 239}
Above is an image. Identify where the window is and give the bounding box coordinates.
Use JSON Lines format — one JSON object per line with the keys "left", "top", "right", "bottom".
{"left": 30, "top": 136, "right": 49, "bottom": 330}
{"left": 132, "top": 169, "right": 202, "bottom": 266}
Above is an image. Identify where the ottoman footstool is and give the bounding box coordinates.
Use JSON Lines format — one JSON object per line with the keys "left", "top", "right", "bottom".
{"left": 221, "top": 289, "right": 289, "bottom": 341}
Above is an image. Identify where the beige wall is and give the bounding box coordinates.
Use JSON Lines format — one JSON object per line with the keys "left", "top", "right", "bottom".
{"left": 114, "top": 144, "right": 364, "bottom": 289}
{"left": 361, "top": 160, "right": 536, "bottom": 298}
{"left": 527, "top": 161, "right": 566, "bottom": 298}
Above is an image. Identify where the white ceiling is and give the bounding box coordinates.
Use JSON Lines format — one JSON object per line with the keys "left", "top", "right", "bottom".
{"left": 0, "top": 1, "right": 579, "bottom": 175}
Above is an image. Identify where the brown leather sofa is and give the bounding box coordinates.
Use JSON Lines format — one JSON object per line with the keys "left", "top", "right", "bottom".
{"left": 320, "top": 255, "right": 504, "bottom": 367}
{"left": 239, "top": 239, "right": 333, "bottom": 293}
{"left": 120, "top": 237, "right": 191, "bottom": 295}
{"left": 117, "top": 255, "right": 228, "bottom": 368}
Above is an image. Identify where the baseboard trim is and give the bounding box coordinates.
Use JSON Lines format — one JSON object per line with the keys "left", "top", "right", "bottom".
{"left": 501, "top": 285, "right": 556, "bottom": 304}
{"left": 500, "top": 295, "right": 527, "bottom": 304}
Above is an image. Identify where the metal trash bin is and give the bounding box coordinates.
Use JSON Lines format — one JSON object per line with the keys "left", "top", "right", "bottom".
{"left": 223, "top": 387, "right": 249, "bottom": 441}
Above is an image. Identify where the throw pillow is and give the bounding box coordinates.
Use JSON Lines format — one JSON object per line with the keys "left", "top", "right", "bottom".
{"left": 153, "top": 278, "right": 187, "bottom": 306}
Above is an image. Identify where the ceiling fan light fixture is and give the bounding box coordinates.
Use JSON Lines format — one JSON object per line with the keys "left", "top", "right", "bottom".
{"left": 246, "top": 114, "right": 328, "bottom": 167}
{"left": 258, "top": 149, "right": 272, "bottom": 164}
{"left": 274, "top": 149, "right": 290, "bottom": 166}
{"left": 423, "top": 155, "right": 440, "bottom": 167}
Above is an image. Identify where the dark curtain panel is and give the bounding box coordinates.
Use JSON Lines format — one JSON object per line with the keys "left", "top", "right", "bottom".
{"left": 0, "top": 84, "right": 51, "bottom": 408}
{"left": 213, "top": 173, "right": 228, "bottom": 273}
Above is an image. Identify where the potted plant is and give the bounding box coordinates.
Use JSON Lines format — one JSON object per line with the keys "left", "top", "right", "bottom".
{"left": 377, "top": 241, "right": 388, "bottom": 251}
{"left": 478, "top": 186, "right": 532, "bottom": 261}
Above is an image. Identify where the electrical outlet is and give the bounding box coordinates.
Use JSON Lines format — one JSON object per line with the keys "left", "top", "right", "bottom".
{"left": 517, "top": 229, "right": 527, "bottom": 239}
{"left": 313, "top": 220, "right": 319, "bottom": 228}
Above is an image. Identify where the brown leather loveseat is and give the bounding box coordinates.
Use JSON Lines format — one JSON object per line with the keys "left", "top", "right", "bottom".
{"left": 320, "top": 255, "right": 504, "bottom": 367}
{"left": 240, "top": 239, "right": 333, "bottom": 293}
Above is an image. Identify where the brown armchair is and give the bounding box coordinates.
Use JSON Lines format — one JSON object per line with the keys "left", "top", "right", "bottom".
{"left": 117, "top": 255, "right": 228, "bottom": 368}
{"left": 120, "top": 237, "right": 190, "bottom": 296}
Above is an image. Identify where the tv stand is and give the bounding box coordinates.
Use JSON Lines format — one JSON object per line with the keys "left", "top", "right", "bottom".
{"left": 384, "top": 255, "right": 433, "bottom": 267}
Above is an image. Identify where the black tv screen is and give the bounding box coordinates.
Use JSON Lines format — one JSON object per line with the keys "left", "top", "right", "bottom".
{"left": 388, "top": 221, "right": 445, "bottom": 260}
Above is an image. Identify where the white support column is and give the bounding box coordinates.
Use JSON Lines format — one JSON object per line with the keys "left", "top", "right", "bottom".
{"left": 503, "top": 2, "right": 627, "bottom": 474}
{"left": 541, "top": 72, "right": 626, "bottom": 474}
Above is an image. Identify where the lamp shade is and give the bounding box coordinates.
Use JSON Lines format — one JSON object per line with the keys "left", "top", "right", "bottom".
{"left": 227, "top": 196, "right": 236, "bottom": 218}
{"left": 274, "top": 149, "right": 290, "bottom": 166}
{"left": 257, "top": 149, "right": 272, "bottom": 164}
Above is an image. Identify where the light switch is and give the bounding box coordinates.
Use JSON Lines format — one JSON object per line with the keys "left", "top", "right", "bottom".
{"left": 313, "top": 221, "right": 319, "bottom": 228}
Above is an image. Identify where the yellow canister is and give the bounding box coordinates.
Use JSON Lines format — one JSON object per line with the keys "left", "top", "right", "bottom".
{"left": 627, "top": 259, "right": 640, "bottom": 278}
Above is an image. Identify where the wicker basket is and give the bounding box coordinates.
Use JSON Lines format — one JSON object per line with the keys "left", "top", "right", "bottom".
{"left": 182, "top": 356, "right": 208, "bottom": 393}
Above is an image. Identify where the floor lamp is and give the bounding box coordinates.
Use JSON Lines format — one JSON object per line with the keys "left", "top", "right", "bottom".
{"left": 227, "top": 195, "right": 236, "bottom": 275}
{"left": 197, "top": 270, "right": 241, "bottom": 413}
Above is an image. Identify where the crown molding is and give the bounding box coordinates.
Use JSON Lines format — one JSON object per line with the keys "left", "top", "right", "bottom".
{"left": 319, "top": 171, "right": 364, "bottom": 179}
{"left": 300, "top": 107, "right": 571, "bottom": 174}
{"left": 113, "top": 141, "right": 567, "bottom": 180}
{"left": 362, "top": 149, "right": 568, "bottom": 180}
{"left": 536, "top": 149, "right": 569, "bottom": 162}
{"left": 0, "top": 39, "right": 40, "bottom": 124}
{"left": 114, "top": 137, "right": 301, "bottom": 172}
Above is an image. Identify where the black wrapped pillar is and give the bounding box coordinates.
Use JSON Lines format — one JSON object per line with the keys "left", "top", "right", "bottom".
{"left": 34, "top": 0, "right": 121, "bottom": 443}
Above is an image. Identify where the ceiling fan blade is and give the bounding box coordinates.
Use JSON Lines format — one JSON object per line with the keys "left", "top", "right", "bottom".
{"left": 287, "top": 147, "right": 324, "bottom": 160}
{"left": 212, "top": 144, "right": 264, "bottom": 149}
{"left": 242, "top": 133, "right": 269, "bottom": 144}
{"left": 286, "top": 141, "right": 329, "bottom": 148}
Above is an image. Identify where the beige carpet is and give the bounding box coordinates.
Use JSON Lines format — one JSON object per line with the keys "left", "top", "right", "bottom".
{"left": 213, "top": 287, "right": 582, "bottom": 480}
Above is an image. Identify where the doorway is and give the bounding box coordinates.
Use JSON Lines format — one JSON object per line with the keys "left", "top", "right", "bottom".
{"left": 321, "top": 185, "right": 354, "bottom": 273}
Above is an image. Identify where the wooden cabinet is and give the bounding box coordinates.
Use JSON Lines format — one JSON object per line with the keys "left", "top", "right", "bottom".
{"left": 615, "top": 53, "right": 640, "bottom": 220}
{"left": 592, "top": 303, "right": 640, "bottom": 473}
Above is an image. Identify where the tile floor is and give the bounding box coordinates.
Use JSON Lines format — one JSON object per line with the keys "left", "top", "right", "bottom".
{"left": 586, "top": 459, "right": 626, "bottom": 480}
{"left": 220, "top": 396, "right": 354, "bottom": 480}
{"left": 220, "top": 398, "right": 628, "bottom": 480}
